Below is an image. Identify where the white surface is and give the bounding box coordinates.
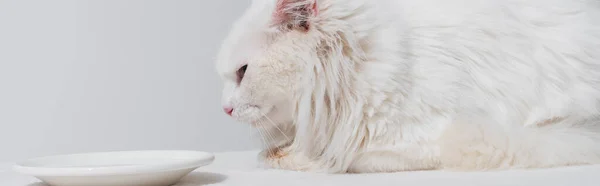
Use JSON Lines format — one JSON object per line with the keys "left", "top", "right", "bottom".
{"left": 0, "top": 0, "right": 257, "bottom": 162}
{"left": 3, "top": 151, "right": 600, "bottom": 186}
{"left": 13, "top": 151, "right": 214, "bottom": 186}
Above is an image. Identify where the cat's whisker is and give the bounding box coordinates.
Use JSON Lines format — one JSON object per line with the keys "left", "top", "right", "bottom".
{"left": 254, "top": 124, "right": 270, "bottom": 152}
{"left": 251, "top": 125, "right": 268, "bottom": 151}
{"left": 256, "top": 121, "right": 276, "bottom": 155}
{"left": 262, "top": 123, "right": 277, "bottom": 145}
{"left": 261, "top": 112, "right": 291, "bottom": 141}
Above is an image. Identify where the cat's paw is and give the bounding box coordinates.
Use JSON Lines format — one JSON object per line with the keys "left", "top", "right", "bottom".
{"left": 262, "top": 147, "right": 321, "bottom": 172}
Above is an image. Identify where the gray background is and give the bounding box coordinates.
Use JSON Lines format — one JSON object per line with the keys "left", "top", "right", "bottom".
{"left": 0, "top": 0, "right": 257, "bottom": 162}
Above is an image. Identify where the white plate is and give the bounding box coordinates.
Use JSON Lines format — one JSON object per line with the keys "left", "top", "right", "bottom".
{"left": 13, "top": 150, "right": 215, "bottom": 186}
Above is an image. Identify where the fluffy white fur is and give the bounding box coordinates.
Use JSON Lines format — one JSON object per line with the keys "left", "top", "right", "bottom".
{"left": 215, "top": 0, "right": 600, "bottom": 173}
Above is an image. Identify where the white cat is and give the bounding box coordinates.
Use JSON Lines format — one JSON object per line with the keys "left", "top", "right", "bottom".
{"left": 215, "top": 0, "right": 600, "bottom": 173}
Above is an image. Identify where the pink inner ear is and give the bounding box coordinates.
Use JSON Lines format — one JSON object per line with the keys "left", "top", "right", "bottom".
{"left": 312, "top": 0, "right": 318, "bottom": 16}
{"left": 272, "top": 0, "right": 318, "bottom": 26}
{"left": 272, "top": 1, "right": 287, "bottom": 25}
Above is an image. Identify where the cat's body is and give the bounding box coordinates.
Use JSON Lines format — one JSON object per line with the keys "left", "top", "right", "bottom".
{"left": 216, "top": 0, "right": 600, "bottom": 173}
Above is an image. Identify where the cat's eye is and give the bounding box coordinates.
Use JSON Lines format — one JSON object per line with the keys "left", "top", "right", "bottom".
{"left": 236, "top": 64, "right": 248, "bottom": 84}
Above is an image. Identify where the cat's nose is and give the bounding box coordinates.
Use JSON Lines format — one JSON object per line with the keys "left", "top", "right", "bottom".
{"left": 223, "top": 106, "right": 233, "bottom": 116}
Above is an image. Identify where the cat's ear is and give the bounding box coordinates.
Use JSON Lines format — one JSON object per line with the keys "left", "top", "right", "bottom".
{"left": 272, "top": 0, "right": 318, "bottom": 32}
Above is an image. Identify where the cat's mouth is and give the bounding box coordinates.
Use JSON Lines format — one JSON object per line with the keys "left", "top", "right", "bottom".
{"left": 233, "top": 105, "right": 274, "bottom": 126}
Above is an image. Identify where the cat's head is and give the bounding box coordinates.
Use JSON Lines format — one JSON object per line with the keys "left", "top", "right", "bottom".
{"left": 215, "top": 0, "right": 322, "bottom": 126}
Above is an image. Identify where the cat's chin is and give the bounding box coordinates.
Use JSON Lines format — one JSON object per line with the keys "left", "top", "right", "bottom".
{"left": 249, "top": 115, "right": 277, "bottom": 128}
{"left": 248, "top": 117, "right": 269, "bottom": 127}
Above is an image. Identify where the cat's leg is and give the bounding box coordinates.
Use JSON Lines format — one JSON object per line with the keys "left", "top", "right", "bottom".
{"left": 347, "top": 145, "right": 441, "bottom": 173}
